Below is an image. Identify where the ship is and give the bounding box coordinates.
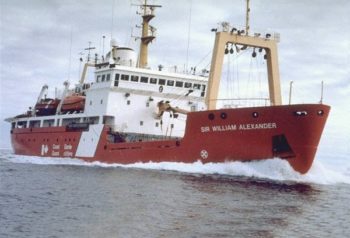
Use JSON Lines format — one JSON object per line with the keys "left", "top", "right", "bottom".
{"left": 5, "top": 1, "right": 330, "bottom": 174}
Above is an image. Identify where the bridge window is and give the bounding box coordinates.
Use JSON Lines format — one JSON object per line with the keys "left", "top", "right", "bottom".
{"left": 175, "top": 81, "right": 184, "bottom": 87}
{"left": 101, "top": 75, "right": 106, "bottom": 82}
{"left": 96, "top": 75, "right": 101, "bottom": 82}
{"left": 140, "top": 76, "right": 148, "bottom": 83}
{"left": 184, "top": 82, "right": 192, "bottom": 88}
{"left": 121, "top": 74, "right": 129, "bottom": 81}
{"left": 131, "top": 75, "right": 139, "bottom": 82}
{"left": 193, "top": 84, "right": 201, "bottom": 89}
{"left": 201, "top": 85, "right": 206, "bottom": 97}
{"left": 114, "top": 74, "right": 119, "bottom": 87}
{"left": 167, "top": 80, "right": 174, "bottom": 86}
{"left": 106, "top": 74, "right": 111, "bottom": 81}
{"left": 150, "top": 78, "right": 157, "bottom": 84}
{"left": 159, "top": 79, "right": 166, "bottom": 85}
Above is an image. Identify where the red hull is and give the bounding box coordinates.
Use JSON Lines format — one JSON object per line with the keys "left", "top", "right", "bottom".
{"left": 10, "top": 104, "right": 330, "bottom": 174}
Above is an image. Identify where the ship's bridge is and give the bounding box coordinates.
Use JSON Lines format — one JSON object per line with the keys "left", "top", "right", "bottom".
{"left": 91, "top": 65, "right": 208, "bottom": 99}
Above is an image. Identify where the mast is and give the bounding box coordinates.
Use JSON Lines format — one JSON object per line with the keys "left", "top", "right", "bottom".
{"left": 206, "top": 1, "right": 282, "bottom": 109}
{"left": 79, "top": 42, "right": 96, "bottom": 84}
{"left": 137, "top": 0, "right": 161, "bottom": 68}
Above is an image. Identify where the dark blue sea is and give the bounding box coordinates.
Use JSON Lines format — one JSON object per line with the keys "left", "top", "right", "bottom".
{"left": 1, "top": 149, "right": 349, "bottom": 238}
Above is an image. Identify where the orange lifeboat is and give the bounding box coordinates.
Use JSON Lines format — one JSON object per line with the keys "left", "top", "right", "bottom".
{"left": 61, "top": 94, "right": 85, "bottom": 113}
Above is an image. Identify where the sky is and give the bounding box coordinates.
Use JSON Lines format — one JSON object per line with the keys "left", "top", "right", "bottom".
{"left": 0, "top": 0, "right": 349, "bottom": 160}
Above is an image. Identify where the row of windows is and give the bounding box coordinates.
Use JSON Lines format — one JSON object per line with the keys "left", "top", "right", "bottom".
{"left": 114, "top": 73, "right": 206, "bottom": 91}
{"left": 14, "top": 117, "right": 100, "bottom": 129}
{"left": 96, "top": 74, "right": 111, "bottom": 83}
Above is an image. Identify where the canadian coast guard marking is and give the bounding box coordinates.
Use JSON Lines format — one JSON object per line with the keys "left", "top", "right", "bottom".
{"left": 76, "top": 124, "right": 104, "bottom": 157}
{"left": 201, "top": 122, "right": 277, "bottom": 133}
{"left": 41, "top": 144, "right": 49, "bottom": 155}
{"left": 200, "top": 150, "right": 208, "bottom": 159}
{"left": 63, "top": 144, "right": 73, "bottom": 157}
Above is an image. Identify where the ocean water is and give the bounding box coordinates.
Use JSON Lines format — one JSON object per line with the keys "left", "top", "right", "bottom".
{"left": 1, "top": 149, "right": 349, "bottom": 238}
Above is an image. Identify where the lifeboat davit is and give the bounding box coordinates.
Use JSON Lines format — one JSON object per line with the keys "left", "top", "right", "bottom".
{"left": 35, "top": 98, "right": 60, "bottom": 116}
{"left": 61, "top": 94, "right": 85, "bottom": 113}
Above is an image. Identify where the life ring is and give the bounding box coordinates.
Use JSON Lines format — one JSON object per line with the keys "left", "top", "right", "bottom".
{"left": 159, "top": 86, "right": 163, "bottom": 93}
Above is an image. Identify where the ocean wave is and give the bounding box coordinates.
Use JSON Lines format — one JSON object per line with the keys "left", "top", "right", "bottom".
{"left": 2, "top": 151, "right": 350, "bottom": 185}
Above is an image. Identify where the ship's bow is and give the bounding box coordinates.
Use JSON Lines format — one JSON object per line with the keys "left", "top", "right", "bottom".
{"left": 280, "top": 104, "right": 330, "bottom": 174}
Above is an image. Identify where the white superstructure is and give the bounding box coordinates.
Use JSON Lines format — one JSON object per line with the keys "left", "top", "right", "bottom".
{"left": 6, "top": 1, "right": 209, "bottom": 140}
{"left": 84, "top": 62, "right": 208, "bottom": 138}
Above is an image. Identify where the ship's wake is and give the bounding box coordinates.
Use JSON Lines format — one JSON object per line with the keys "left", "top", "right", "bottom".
{"left": 2, "top": 150, "right": 349, "bottom": 185}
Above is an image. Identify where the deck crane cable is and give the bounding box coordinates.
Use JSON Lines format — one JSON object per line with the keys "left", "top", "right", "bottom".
{"left": 226, "top": 47, "right": 252, "bottom": 107}
{"left": 127, "top": 0, "right": 137, "bottom": 47}
{"left": 246, "top": 50, "right": 253, "bottom": 101}
{"left": 193, "top": 50, "right": 212, "bottom": 71}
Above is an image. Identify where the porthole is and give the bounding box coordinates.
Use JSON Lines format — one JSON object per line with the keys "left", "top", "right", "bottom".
{"left": 220, "top": 112, "right": 227, "bottom": 119}
{"left": 317, "top": 110, "right": 324, "bottom": 116}
{"left": 208, "top": 113, "right": 215, "bottom": 120}
{"left": 252, "top": 112, "right": 259, "bottom": 118}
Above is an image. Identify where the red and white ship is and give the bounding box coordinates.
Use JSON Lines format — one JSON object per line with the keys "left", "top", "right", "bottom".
{"left": 5, "top": 2, "right": 330, "bottom": 174}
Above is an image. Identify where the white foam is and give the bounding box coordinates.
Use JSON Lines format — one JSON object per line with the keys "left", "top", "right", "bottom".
{"left": 3, "top": 152, "right": 350, "bottom": 185}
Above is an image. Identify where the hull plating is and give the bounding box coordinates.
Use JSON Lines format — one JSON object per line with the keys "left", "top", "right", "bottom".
{"left": 10, "top": 104, "right": 330, "bottom": 174}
